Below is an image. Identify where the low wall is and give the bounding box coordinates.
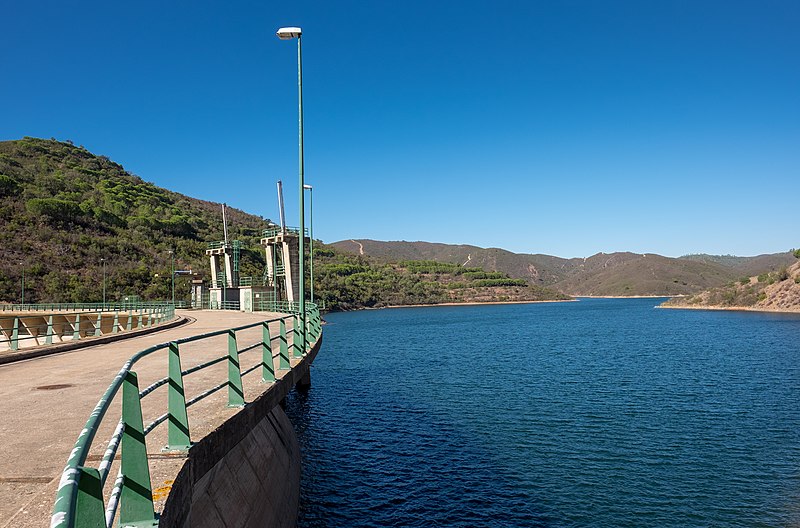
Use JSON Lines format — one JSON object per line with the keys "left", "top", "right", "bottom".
{"left": 160, "top": 336, "right": 321, "bottom": 528}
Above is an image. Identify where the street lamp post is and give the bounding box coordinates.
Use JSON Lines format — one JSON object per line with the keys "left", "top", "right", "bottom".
{"left": 304, "top": 184, "right": 314, "bottom": 303}
{"left": 20, "top": 262, "right": 25, "bottom": 306}
{"left": 277, "top": 26, "right": 306, "bottom": 351}
{"left": 101, "top": 258, "right": 106, "bottom": 307}
{"left": 168, "top": 250, "right": 175, "bottom": 306}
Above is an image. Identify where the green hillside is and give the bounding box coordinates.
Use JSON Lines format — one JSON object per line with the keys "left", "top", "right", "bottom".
{"left": 662, "top": 258, "right": 800, "bottom": 312}
{"left": 0, "top": 137, "right": 270, "bottom": 303}
{"left": 0, "top": 137, "right": 567, "bottom": 309}
{"left": 312, "top": 248, "right": 569, "bottom": 311}
{"left": 333, "top": 240, "right": 796, "bottom": 296}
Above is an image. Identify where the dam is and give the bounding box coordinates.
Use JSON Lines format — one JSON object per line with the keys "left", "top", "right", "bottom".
{"left": 0, "top": 305, "right": 321, "bottom": 528}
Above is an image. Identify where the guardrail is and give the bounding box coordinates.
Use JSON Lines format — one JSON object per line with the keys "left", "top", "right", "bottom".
{"left": 0, "top": 305, "right": 176, "bottom": 351}
{"left": 0, "top": 302, "right": 173, "bottom": 313}
{"left": 261, "top": 226, "right": 309, "bottom": 238}
{"left": 50, "top": 304, "right": 321, "bottom": 528}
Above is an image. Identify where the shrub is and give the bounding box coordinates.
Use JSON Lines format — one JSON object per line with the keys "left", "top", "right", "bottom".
{"left": 26, "top": 198, "right": 83, "bottom": 222}
{"left": 0, "top": 174, "right": 18, "bottom": 196}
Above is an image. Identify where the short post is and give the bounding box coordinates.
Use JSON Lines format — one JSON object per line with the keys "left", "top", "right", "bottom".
{"left": 262, "top": 322, "right": 275, "bottom": 382}
{"left": 113, "top": 312, "right": 120, "bottom": 333}
{"left": 138, "top": 308, "right": 144, "bottom": 329}
{"left": 227, "top": 330, "right": 245, "bottom": 407}
{"left": 45, "top": 315, "right": 54, "bottom": 345}
{"left": 11, "top": 317, "right": 19, "bottom": 351}
{"left": 120, "top": 371, "right": 158, "bottom": 526}
{"left": 73, "top": 314, "right": 81, "bottom": 340}
{"left": 278, "top": 319, "right": 290, "bottom": 370}
{"left": 74, "top": 466, "right": 106, "bottom": 527}
{"left": 166, "top": 342, "right": 191, "bottom": 451}
{"left": 94, "top": 313, "right": 102, "bottom": 337}
{"left": 292, "top": 315, "right": 303, "bottom": 358}
{"left": 126, "top": 312, "right": 133, "bottom": 331}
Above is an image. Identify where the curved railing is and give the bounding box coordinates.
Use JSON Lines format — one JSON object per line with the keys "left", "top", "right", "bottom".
{"left": 0, "top": 305, "right": 175, "bottom": 351}
{"left": 0, "top": 302, "right": 174, "bottom": 312}
{"left": 50, "top": 304, "right": 321, "bottom": 528}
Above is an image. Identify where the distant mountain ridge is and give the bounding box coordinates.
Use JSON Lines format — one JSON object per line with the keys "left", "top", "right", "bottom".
{"left": 332, "top": 239, "right": 796, "bottom": 296}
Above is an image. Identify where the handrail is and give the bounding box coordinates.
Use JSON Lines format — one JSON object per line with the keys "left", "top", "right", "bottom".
{"left": 0, "top": 302, "right": 173, "bottom": 312}
{"left": 0, "top": 306, "right": 176, "bottom": 351}
{"left": 51, "top": 303, "right": 322, "bottom": 528}
{"left": 261, "top": 226, "right": 309, "bottom": 238}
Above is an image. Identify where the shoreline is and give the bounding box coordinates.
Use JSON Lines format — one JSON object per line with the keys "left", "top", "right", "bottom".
{"left": 381, "top": 299, "right": 578, "bottom": 309}
{"left": 576, "top": 295, "right": 675, "bottom": 299}
{"left": 658, "top": 304, "right": 800, "bottom": 315}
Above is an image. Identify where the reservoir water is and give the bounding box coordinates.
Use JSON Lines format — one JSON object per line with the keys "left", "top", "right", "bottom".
{"left": 285, "top": 298, "right": 800, "bottom": 527}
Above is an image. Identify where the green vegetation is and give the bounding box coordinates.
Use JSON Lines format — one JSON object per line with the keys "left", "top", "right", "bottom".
{"left": 664, "top": 259, "right": 800, "bottom": 310}
{"left": 0, "top": 138, "right": 569, "bottom": 310}
{"left": 0, "top": 138, "right": 269, "bottom": 303}
{"left": 337, "top": 241, "right": 798, "bottom": 297}
{"left": 313, "top": 253, "right": 568, "bottom": 310}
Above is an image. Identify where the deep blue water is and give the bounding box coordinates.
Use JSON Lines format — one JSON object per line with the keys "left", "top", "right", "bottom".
{"left": 284, "top": 299, "right": 800, "bottom": 527}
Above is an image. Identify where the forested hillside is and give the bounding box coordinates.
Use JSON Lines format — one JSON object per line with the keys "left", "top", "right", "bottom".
{"left": 334, "top": 239, "right": 796, "bottom": 296}
{"left": 0, "top": 137, "right": 270, "bottom": 303}
{"left": 0, "top": 137, "right": 568, "bottom": 309}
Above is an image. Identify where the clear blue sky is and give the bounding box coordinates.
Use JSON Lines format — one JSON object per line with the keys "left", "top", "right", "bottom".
{"left": 2, "top": 1, "right": 798, "bottom": 258}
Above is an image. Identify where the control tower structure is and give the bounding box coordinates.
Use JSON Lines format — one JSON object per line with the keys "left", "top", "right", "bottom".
{"left": 206, "top": 240, "right": 240, "bottom": 308}
{"left": 261, "top": 224, "right": 304, "bottom": 304}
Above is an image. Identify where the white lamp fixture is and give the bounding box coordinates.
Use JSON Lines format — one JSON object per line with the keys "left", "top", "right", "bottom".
{"left": 276, "top": 27, "right": 302, "bottom": 40}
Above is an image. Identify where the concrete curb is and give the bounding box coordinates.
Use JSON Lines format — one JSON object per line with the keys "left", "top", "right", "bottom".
{"left": 0, "top": 315, "right": 191, "bottom": 365}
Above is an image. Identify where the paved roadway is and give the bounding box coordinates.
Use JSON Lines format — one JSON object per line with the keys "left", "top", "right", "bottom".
{"left": 0, "top": 309, "right": 300, "bottom": 527}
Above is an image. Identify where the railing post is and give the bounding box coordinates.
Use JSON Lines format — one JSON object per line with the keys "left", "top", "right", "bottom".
{"left": 227, "top": 330, "right": 245, "bottom": 407}
{"left": 292, "top": 315, "right": 303, "bottom": 358}
{"left": 278, "top": 319, "right": 290, "bottom": 370}
{"left": 11, "top": 317, "right": 19, "bottom": 351}
{"left": 120, "top": 371, "right": 158, "bottom": 527}
{"left": 113, "top": 312, "right": 120, "bottom": 333}
{"left": 305, "top": 316, "right": 311, "bottom": 352}
{"left": 73, "top": 314, "right": 81, "bottom": 341}
{"left": 166, "top": 342, "right": 191, "bottom": 451}
{"left": 262, "top": 322, "right": 275, "bottom": 383}
{"left": 138, "top": 308, "right": 144, "bottom": 329}
{"left": 74, "top": 466, "right": 106, "bottom": 527}
{"left": 94, "top": 313, "right": 102, "bottom": 337}
{"left": 45, "top": 315, "right": 54, "bottom": 345}
{"left": 126, "top": 312, "right": 133, "bottom": 331}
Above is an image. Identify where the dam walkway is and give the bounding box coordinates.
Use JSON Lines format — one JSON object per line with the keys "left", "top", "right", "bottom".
{"left": 0, "top": 309, "right": 315, "bottom": 528}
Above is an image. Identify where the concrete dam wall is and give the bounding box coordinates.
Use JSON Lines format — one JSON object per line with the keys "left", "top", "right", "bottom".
{"left": 160, "top": 338, "right": 321, "bottom": 528}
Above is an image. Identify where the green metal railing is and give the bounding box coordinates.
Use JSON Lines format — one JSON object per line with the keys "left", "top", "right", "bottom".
{"left": 1, "top": 306, "right": 176, "bottom": 351}
{"left": 0, "top": 302, "right": 173, "bottom": 313}
{"left": 206, "top": 241, "right": 229, "bottom": 250}
{"left": 261, "top": 226, "right": 309, "bottom": 238}
{"left": 238, "top": 276, "right": 263, "bottom": 287}
{"left": 51, "top": 303, "right": 321, "bottom": 528}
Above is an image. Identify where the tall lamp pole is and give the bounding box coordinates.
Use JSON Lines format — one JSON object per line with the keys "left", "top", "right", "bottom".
{"left": 304, "top": 184, "right": 314, "bottom": 303}
{"left": 101, "top": 258, "right": 106, "bottom": 307}
{"left": 168, "top": 250, "right": 175, "bottom": 306}
{"left": 277, "top": 26, "right": 306, "bottom": 350}
{"left": 20, "top": 262, "right": 25, "bottom": 306}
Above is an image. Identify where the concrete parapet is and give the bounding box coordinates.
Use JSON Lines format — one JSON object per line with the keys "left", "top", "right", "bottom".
{"left": 160, "top": 335, "right": 322, "bottom": 528}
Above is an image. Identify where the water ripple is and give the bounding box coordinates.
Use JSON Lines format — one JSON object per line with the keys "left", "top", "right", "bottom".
{"left": 285, "top": 299, "right": 800, "bottom": 527}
